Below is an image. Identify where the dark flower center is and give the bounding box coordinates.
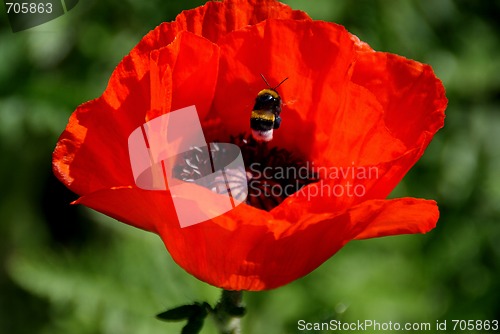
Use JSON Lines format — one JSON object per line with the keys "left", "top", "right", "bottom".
{"left": 173, "top": 133, "right": 318, "bottom": 211}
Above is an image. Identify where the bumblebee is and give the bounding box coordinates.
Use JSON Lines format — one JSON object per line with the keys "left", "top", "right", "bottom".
{"left": 250, "top": 75, "right": 288, "bottom": 142}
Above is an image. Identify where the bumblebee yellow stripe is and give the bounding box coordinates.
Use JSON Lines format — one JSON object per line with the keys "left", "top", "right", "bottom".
{"left": 251, "top": 110, "right": 275, "bottom": 122}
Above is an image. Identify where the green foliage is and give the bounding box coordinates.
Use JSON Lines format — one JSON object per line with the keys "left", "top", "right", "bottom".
{"left": 157, "top": 302, "right": 211, "bottom": 334}
{"left": 1, "top": 0, "right": 499, "bottom": 333}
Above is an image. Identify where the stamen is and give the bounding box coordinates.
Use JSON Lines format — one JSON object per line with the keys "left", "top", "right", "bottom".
{"left": 231, "top": 133, "right": 319, "bottom": 210}
{"left": 173, "top": 133, "right": 318, "bottom": 211}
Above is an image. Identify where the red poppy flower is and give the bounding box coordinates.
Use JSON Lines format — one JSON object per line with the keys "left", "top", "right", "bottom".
{"left": 53, "top": 0, "right": 447, "bottom": 291}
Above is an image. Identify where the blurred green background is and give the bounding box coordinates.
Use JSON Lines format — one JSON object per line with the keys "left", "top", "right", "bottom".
{"left": 1, "top": 0, "right": 499, "bottom": 333}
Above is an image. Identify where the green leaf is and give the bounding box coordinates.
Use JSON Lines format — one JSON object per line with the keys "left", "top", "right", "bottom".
{"left": 181, "top": 316, "right": 205, "bottom": 334}
{"left": 157, "top": 302, "right": 211, "bottom": 333}
{"left": 156, "top": 304, "right": 201, "bottom": 321}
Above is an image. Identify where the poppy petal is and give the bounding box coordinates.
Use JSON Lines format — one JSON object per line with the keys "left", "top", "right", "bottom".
{"left": 53, "top": 32, "right": 219, "bottom": 196}
{"left": 210, "top": 20, "right": 421, "bottom": 169}
{"left": 311, "top": 82, "right": 407, "bottom": 167}
{"left": 210, "top": 19, "right": 359, "bottom": 153}
{"left": 75, "top": 183, "right": 438, "bottom": 290}
{"left": 249, "top": 197, "right": 439, "bottom": 290}
{"left": 211, "top": 18, "right": 445, "bottom": 191}
{"left": 147, "top": 31, "right": 220, "bottom": 121}
{"left": 352, "top": 198, "right": 439, "bottom": 240}
{"left": 352, "top": 51, "right": 447, "bottom": 150}
{"left": 307, "top": 53, "right": 446, "bottom": 200}
{"left": 271, "top": 146, "right": 421, "bottom": 219}
{"left": 215, "top": 197, "right": 439, "bottom": 290}
{"left": 205, "top": 18, "right": 443, "bottom": 230}
{"left": 74, "top": 187, "right": 171, "bottom": 233}
{"left": 126, "top": 0, "right": 310, "bottom": 84}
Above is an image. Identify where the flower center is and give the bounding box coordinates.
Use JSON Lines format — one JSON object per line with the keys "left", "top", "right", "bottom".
{"left": 173, "top": 133, "right": 318, "bottom": 211}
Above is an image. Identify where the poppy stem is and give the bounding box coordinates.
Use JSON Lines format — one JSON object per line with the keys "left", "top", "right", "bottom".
{"left": 211, "top": 290, "right": 245, "bottom": 334}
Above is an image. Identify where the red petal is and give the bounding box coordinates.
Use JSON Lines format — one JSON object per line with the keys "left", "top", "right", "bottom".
{"left": 271, "top": 147, "right": 422, "bottom": 219}
{"left": 212, "top": 19, "right": 446, "bottom": 207}
{"left": 210, "top": 20, "right": 412, "bottom": 166}
{"left": 210, "top": 20, "right": 440, "bottom": 212}
{"left": 147, "top": 32, "right": 220, "bottom": 121}
{"left": 76, "top": 187, "right": 438, "bottom": 290}
{"left": 74, "top": 187, "right": 172, "bottom": 233}
{"left": 132, "top": 0, "right": 310, "bottom": 64}
{"left": 353, "top": 198, "right": 439, "bottom": 240}
{"left": 349, "top": 32, "right": 373, "bottom": 52}
{"left": 310, "top": 82, "right": 407, "bottom": 167}
{"left": 352, "top": 51, "right": 447, "bottom": 149}
{"left": 53, "top": 32, "right": 219, "bottom": 196}
{"left": 211, "top": 19, "right": 358, "bottom": 150}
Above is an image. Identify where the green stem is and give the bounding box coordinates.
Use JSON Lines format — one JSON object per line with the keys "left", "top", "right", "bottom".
{"left": 211, "top": 290, "right": 245, "bottom": 334}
